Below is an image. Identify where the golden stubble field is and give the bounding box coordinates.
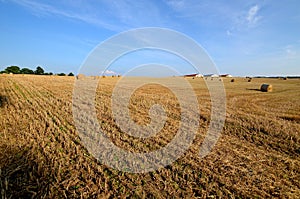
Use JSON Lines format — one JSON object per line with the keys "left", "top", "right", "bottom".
{"left": 0, "top": 74, "right": 299, "bottom": 198}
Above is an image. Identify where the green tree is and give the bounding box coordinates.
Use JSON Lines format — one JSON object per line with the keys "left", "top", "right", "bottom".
{"left": 20, "top": 68, "right": 34, "bottom": 74}
{"left": 35, "top": 66, "right": 44, "bottom": 75}
{"left": 68, "top": 72, "right": 74, "bottom": 76}
{"left": 4, "top": 66, "right": 20, "bottom": 74}
{"left": 57, "top": 73, "right": 66, "bottom": 76}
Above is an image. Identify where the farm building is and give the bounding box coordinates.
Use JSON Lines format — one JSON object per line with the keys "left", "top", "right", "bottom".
{"left": 219, "top": 74, "right": 232, "bottom": 77}
{"left": 184, "top": 73, "right": 203, "bottom": 77}
{"left": 196, "top": 74, "right": 203, "bottom": 77}
{"left": 204, "top": 74, "right": 219, "bottom": 78}
{"left": 184, "top": 73, "right": 197, "bottom": 77}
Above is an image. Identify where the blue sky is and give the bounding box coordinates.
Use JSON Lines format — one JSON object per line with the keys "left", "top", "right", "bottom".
{"left": 0, "top": 0, "right": 299, "bottom": 76}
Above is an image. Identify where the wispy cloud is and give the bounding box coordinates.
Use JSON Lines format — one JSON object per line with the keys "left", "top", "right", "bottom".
{"left": 11, "top": 0, "right": 169, "bottom": 32}
{"left": 107, "top": 0, "right": 167, "bottom": 28}
{"left": 225, "top": 4, "right": 263, "bottom": 37}
{"left": 10, "top": 0, "right": 129, "bottom": 31}
{"left": 165, "top": 0, "right": 185, "bottom": 11}
{"left": 164, "top": 0, "right": 252, "bottom": 33}
{"left": 246, "top": 5, "right": 261, "bottom": 26}
{"left": 226, "top": 30, "right": 233, "bottom": 36}
{"left": 284, "top": 45, "right": 297, "bottom": 58}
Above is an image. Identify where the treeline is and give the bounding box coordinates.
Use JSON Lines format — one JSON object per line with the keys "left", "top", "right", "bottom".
{"left": 0, "top": 66, "right": 74, "bottom": 76}
{"left": 254, "top": 76, "right": 300, "bottom": 79}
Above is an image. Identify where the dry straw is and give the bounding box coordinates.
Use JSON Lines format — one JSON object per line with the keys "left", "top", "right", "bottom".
{"left": 260, "top": 84, "right": 272, "bottom": 92}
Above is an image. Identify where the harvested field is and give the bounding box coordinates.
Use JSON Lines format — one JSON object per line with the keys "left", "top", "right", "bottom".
{"left": 0, "top": 75, "right": 299, "bottom": 198}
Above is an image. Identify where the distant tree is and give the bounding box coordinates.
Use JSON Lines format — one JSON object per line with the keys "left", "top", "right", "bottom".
{"left": 4, "top": 66, "right": 20, "bottom": 74}
{"left": 57, "top": 73, "right": 66, "bottom": 76}
{"left": 68, "top": 72, "right": 74, "bottom": 76}
{"left": 20, "top": 68, "right": 34, "bottom": 74}
{"left": 44, "top": 72, "right": 54, "bottom": 75}
{"left": 35, "top": 66, "right": 44, "bottom": 75}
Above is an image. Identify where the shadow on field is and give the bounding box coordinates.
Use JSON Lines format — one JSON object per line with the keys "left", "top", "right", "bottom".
{"left": 0, "top": 144, "right": 51, "bottom": 198}
{"left": 0, "top": 95, "right": 9, "bottom": 107}
{"left": 246, "top": 88, "right": 261, "bottom": 91}
{"left": 280, "top": 115, "right": 300, "bottom": 123}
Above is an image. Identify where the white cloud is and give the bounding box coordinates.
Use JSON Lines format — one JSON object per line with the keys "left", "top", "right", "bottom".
{"left": 102, "top": 70, "right": 116, "bottom": 75}
{"left": 228, "top": 4, "right": 263, "bottom": 34}
{"left": 246, "top": 5, "right": 261, "bottom": 25}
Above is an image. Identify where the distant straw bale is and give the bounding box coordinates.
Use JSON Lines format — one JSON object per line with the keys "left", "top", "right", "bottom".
{"left": 76, "top": 74, "right": 85, "bottom": 80}
{"left": 260, "top": 84, "right": 272, "bottom": 92}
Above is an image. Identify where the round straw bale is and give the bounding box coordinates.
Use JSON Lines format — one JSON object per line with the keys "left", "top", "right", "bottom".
{"left": 260, "top": 84, "right": 272, "bottom": 92}
{"left": 76, "top": 74, "right": 85, "bottom": 80}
